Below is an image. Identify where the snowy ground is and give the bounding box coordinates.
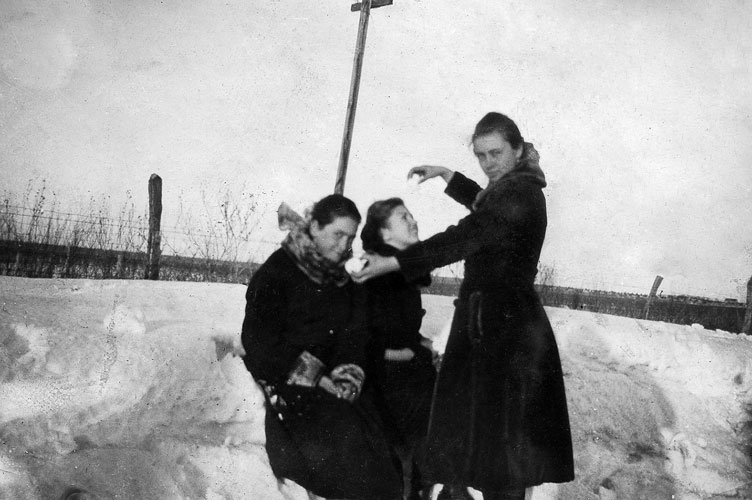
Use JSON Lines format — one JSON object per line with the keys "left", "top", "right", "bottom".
{"left": 1, "top": 277, "right": 750, "bottom": 500}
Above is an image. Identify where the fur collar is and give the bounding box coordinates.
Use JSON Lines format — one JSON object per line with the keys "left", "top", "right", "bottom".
{"left": 277, "top": 202, "right": 350, "bottom": 287}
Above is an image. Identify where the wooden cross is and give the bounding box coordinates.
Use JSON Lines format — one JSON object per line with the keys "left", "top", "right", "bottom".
{"left": 334, "top": 0, "right": 394, "bottom": 195}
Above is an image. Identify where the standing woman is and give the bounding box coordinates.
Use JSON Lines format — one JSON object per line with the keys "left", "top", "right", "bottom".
{"left": 353, "top": 113, "right": 574, "bottom": 500}
{"left": 360, "top": 198, "right": 438, "bottom": 500}
{"left": 242, "top": 194, "right": 402, "bottom": 500}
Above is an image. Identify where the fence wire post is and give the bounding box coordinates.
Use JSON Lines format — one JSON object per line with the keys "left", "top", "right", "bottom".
{"left": 63, "top": 245, "right": 72, "bottom": 278}
{"left": 743, "top": 275, "right": 752, "bottom": 334}
{"left": 146, "top": 174, "right": 162, "bottom": 280}
{"left": 644, "top": 275, "right": 663, "bottom": 320}
{"left": 14, "top": 251, "right": 21, "bottom": 276}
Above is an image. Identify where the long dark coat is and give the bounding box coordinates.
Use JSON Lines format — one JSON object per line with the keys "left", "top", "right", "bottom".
{"left": 241, "top": 248, "right": 402, "bottom": 500}
{"left": 396, "top": 168, "right": 574, "bottom": 491}
{"left": 364, "top": 254, "right": 436, "bottom": 450}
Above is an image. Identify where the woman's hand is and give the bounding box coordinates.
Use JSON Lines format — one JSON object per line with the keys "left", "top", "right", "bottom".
{"left": 408, "top": 165, "right": 455, "bottom": 184}
{"left": 384, "top": 348, "right": 415, "bottom": 362}
{"left": 350, "top": 253, "right": 400, "bottom": 283}
{"left": 319, "top": 375, "right": 357, "bottom": 401}
{"left": 321, "top": 365, "right": 364, "bottom": 402}
{"left": 318, "top": 376, "right": 341, "bottom": 397}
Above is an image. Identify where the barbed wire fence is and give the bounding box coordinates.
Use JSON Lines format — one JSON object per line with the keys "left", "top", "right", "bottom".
{"left": 0, "top": 196, "right": 281, "bottom": 283}
{"left": 0, "top": 200, "right": 726, "bottom": 291}
{"left": 2, "top": 200, "right": 749, "bottom": 332}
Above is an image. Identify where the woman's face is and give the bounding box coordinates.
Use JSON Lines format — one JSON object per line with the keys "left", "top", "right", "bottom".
{"left": 310, "top": 216, "right": 359, "bottom": 263}
{"left": 472, "top": 131, "right": 523, "bottom": 183}
{"left": 381, "top": 205, "right": 419, "bottom": 250}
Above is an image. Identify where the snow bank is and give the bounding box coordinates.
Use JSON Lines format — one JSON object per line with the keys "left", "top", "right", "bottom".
{"left": 544, "top": 308, "right": 752, "bottom": 500}
{"left": 1, "top": 278, "right": 750, "bottom": 499}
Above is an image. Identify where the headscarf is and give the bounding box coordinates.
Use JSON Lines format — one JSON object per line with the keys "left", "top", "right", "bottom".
{"left": 277, "top": 202, "right": 351, "bottom": 287}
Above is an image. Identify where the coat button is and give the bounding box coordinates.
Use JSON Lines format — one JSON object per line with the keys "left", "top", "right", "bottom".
{"left": 329, "top": 329, "right": 334, "bottom": 335}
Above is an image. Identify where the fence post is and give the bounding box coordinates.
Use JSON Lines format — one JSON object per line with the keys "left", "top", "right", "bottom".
{"left": 644, "top": 275, "right": 663, "bottom": 320}
{"left": 116, "top": 252, "right": 124, "bottom": 279}
{"left": 63, "top": 245, "right": 72, "bottom": 278}
{"left": 743, "top": 275, "right": 752, "bottom": 335}
{"left": 145, "top": 174, "right": 162, "bottom": 280}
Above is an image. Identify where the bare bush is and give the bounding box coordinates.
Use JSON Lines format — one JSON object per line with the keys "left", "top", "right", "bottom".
{"left": 161, "top": 182, "right": 270, "bottom": 281}
{"left": 2, "top": 178, "right": 267, "bottom": 282}
{"left": 2, "top": 179, "right": 149, "bottom": 278}
{"left": 536, "top": 262, "right": 557, "bottom": 305}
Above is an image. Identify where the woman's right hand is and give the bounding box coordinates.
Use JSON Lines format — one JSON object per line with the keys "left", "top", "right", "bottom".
{"left": 408, "top": 165, "right": 454, "bottom": 184}
{"left": 350, "top": 253, "right": 400, "bottom": 283}
{"left": 318, "top": 375, "right": 341, "bottom": 398}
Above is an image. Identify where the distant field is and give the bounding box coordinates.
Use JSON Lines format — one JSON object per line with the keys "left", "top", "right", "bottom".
{"left": 426, "top": 275, "right": 747, "bottom": 333}
{"left": 0, "top": 240, "right": 259, "bottom": 283}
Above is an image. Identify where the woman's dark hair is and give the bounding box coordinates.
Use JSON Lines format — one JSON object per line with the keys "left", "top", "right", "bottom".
{"left": 360, "top": 197, "right": 404, "bottom": 252}
{"left": 311, "top": 194, "right": 361, "bottom": 227}
{"left": 472, "top": 112, "right": 524, "bottom": 149}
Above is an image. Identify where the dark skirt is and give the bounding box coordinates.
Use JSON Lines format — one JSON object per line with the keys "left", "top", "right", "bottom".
{"left": 422, "top": 289, "right": 574, "bottom": 491}
{"left": 264, "top": 385, "right": 402, "bottom": 500}
{"left": 375, "top": 350, "right": 436, "bottom": 451}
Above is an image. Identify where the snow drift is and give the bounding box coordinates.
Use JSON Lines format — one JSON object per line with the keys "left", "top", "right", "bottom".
{"left": 1, "top": 277, "right": 750, "bottom": 499}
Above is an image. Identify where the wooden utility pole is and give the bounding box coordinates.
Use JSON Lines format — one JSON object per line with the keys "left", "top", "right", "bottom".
{"left": 146, "top": 174, "right": 162, "bottom": 280}
{"left": 743, "top": 275, "right": 752, "bottom": 334}
{"left": 644, "top": 275, "right": 663, "bottom": 320}
{"left": 334, "top": 0, "right": 394, "bottom": 195}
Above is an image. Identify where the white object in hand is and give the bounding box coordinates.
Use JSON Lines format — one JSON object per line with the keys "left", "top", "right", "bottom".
{"left": 345, "top": 257, "right": 366, "bottom": 274}
{"left": 407, "top": 173, "right": 422, "bottom": 187}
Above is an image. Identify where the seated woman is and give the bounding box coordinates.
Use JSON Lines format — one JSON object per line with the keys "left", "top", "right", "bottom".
{"left": 241, "top": 194, "right": 402, "bottom": 500}
{"left": 361, "top": 198, "right": 458, "bottom": 500}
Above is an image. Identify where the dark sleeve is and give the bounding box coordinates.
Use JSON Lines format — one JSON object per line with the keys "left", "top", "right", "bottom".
{"left": 396, "top": 183, "right": 532, "bottom": 282}
{"left": 241, "top": 260, "right": 300, "bottom": 385}
{"left": 444, "top": 171, "right": 483, "bottom": 209}
{"left": 364, "top": 284, "right": 387, "bottom": 376}
{"left": 407, "top": 307, "right": 428, "bottom": 352}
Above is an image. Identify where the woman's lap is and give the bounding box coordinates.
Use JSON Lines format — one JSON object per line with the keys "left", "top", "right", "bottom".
{"left": 265, "top": 394, "right": 402, "bottom": 500}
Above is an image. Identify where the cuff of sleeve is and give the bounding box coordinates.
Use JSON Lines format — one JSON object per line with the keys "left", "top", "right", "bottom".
{"left": 286, "top": 351, "right": 326, "bottom": 387}
{"left": 444, "top": 171, "right": 469, "bottom": 198}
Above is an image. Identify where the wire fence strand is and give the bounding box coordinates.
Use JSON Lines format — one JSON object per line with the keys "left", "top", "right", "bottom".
{"left": 0, "top": 204, "right": 279, "bottom": 262}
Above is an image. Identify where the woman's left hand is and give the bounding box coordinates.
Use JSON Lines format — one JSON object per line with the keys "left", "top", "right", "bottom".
{"left": 320, "top": 376, "right": 357, "bottom": 402}
{"left": 350, "top": 253, "right": 400, "bottom": 283}
{"left": 318, "top": 376, "right": 341, "bottom": 397}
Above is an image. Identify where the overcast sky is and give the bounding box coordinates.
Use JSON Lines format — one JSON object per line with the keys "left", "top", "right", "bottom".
{"left": 1, "top": 0, "right": 751, "bottom": 299}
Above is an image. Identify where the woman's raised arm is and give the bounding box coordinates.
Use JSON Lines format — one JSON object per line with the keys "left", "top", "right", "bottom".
{"left": 350, "top": 253, "right": 400, "bottom": 283}
{"left": 408, "top": 165, "right": 455, "bottom": 184}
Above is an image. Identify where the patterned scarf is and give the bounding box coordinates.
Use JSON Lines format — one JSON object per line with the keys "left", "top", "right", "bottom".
{"left": 472, "top": 142, "right": 547, "bottom": 211}
{"left": 278, "top": 202, "right": 351, "bottom": 287}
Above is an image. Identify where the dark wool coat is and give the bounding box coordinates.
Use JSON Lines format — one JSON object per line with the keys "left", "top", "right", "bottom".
{"left": 241, "top": 248, "right": 402, "bottom": 500}
{"left": 365, "top": 260, "right": 436, "bottom": 450}
{"left": 396, "top": 170, "right": 575, "bottom": 491}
